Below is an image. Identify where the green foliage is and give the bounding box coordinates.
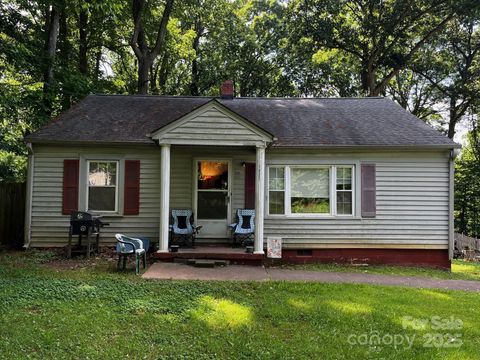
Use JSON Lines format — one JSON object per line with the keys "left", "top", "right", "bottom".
{"left": 1, "top": 252, "right": 480, "bottom": 359}
{"left": 455, "top": 130, "right": 480, "bottom": 238}
{"left": 1, "top": 0, "right": 479, "bottom": 229}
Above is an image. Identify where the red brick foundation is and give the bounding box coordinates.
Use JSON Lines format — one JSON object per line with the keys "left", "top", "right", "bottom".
{"left": 277, "top": 249, "right": 451, "bottom": 270}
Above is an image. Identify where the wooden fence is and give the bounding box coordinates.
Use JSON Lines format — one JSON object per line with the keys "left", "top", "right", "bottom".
{"left": 0, "top": 183, "right": 26, "bottom": 248}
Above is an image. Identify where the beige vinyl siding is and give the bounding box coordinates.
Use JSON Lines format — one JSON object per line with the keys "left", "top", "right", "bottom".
{"left": 29, "top": 145, "right": 161, "bottom": 247}
{"left": 29, "top": 144, "right": 255, "bottom": 247}
{"left": 264, "top": 150, "right": 450, "bottom": 249}
{"left": 29, "top": 144, "right": 450, "bottom": 250}
{"left": 152, "top": 104, "right": 272, "bottom": 146}
{"left": 170, "top": 146, "right": 255, "bottom": 243}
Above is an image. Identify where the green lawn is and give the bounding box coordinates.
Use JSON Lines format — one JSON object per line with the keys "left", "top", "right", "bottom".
{"left": 276, "top": 260, "right": 480, "bottom": 282}
{"left": 1, "top": 251, "right": 479, "bottom": 359}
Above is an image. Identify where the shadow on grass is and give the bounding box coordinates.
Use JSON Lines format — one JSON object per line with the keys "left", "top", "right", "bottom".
{"left": 1, "top": 250, "right": 480, "bottom": 359}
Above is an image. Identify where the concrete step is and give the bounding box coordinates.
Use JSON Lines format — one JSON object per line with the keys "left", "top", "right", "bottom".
{"left": 193, "top": 260, "right": 217, "bottom": 268}
{"left": 187, "top": 259, "right": 230, "bottom": 268}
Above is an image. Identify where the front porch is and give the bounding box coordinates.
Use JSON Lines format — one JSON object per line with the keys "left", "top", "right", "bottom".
{"left": 150, "top": 100, "right": 274, "bottom": 256}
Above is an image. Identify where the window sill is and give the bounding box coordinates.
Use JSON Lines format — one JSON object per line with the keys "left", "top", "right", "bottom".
{"left": 93, "top": 213, "right": 124, "bottom": 218}
{"left": 265, "top": 214, "right": 361, "bottom": 220}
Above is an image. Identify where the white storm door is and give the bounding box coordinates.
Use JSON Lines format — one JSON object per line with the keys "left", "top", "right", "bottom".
{"left": 195, "top": 160, "right": 231, "bottom": 238}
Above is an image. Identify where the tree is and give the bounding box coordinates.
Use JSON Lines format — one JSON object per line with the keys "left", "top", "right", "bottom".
{"left": 411, "top": 16, "right": 480, "bottom": 138}
{"left": 455, "top": 125, "right": 480, "bottom": 238}
{"left": 130, "top": 0, "right": 174, "bottom": 94}
{"left": 386, "top": 69, "right": 441, "bottom": 123}
{"left": 42, "top": 1, "right": 61, "bottom": 114}
{"left": 291, "top": 0, "right": 476, "bottom": 96}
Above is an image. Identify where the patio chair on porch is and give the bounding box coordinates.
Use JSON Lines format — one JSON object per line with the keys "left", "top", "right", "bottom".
{"left": 115, "top": 234, "right": 147, "bottom": 275}
{"left": 170, "top": 210, "right": 200, "bottom": 248}
{"left": 229, "top": 209, "right": 255, "bottom": 247}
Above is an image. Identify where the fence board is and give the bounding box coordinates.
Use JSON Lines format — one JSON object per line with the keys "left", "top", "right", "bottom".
{"left": 0, "top": 183, "right": 26, "bottom": 248}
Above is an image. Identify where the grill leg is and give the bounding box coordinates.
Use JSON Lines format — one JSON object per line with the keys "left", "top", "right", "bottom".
{"left": 67, "top": 228, "right": 73, "bottom": 259}
{"left": 86, "top": 233, "right": 91, "bottom": 260}
{"left": 95, "top": 233, "right": 100, "bottom": 254}
{"left": 117, "top": 255, "right": 122, "bottom": 270}
{"left": 142, "top": 252, "right": 146, "bottom": 269}
{"left": 122, "top": 255, "right": 127, "bottom": 270}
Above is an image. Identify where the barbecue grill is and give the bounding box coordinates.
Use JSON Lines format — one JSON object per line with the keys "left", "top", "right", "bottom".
{"left": 67, "top": 211, "right": 108, "bottom": 258}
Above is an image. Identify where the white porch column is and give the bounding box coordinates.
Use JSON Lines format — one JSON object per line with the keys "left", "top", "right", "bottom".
{"left": 159, "top": 144, "right": 171, "bottom": 252}
{"left": 254, "top": 145, "right": 266, "bottom": 254}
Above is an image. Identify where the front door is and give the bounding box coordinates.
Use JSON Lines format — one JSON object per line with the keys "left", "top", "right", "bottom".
{"left": 195, "top": 160, "right": 231, "bottom": 238}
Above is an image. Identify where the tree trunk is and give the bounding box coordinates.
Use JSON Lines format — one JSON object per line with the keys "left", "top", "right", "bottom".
{"left": 94, "top": 48, "right": 102, "bottom": 82}
{"left": 42, "top": 5, "right": 60, "bottom": 115}
{"left": 158, "top": 53, "right": 169, "bottom": 94}
{"left": 130, "top": 0, "right": 174, "bottom": 94}
{"left": 137, "top": 57, "right": 151, "bottom": 95}
{"left": 448, "top": 96, "right": 458, "bottom": 139}
{"left": 79, "top": 7, "right": 88, "bottom": 75}
{"left": 59, "top": 7, "right": 71, "bottom": 110}
{"left": 189, "top": 23, "right": 203, "bottom": 96}
{"left": 150, "top": 62, "right": 159, "bottom": 94}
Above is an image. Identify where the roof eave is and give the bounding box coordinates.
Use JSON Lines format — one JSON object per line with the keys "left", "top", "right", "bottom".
{"left": 270, "top": 143, "right": 462, "bottom": 150}
{"left": 25, "top": 139, "right": 157, "bottom": 147}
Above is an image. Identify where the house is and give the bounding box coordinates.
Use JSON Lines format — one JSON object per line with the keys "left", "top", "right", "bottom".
{"left": 24, "top": 81, "right": 460, "bottom": 268}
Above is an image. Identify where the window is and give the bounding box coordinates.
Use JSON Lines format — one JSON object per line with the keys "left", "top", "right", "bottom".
{"left": 267, "top": 165, "right": 355, "bottom": 216}
{"left": 87, "top": 161, "right": 118, "bottom": 212}
{"left": 291, "top": 167, "right": 330, "bottom": 214}
{"left": 336, "top": 167, "right": 353, "bottom": 215}
{"left": 268, "top": 167, "right": 285, "bottom": 214}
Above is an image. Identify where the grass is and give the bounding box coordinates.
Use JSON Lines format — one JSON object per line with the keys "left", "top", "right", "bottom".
{"left": 275, "top": 260, "right": 480, "bottom": 282}
{"left": 1, "top": 250, "right": 479, "bottom": 359}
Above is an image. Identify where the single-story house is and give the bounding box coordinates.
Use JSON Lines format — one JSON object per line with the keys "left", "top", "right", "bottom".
{"left": 24, "top": 82, "right": 460, "bottom": 268}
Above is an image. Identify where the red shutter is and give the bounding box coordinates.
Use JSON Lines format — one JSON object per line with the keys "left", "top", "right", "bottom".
{"left": 62, "top": 160, "right": 79, "bottom": 215}
{"left": 244, "top": 163, "right": 256, "bottom": 209}
{"left": 361, "top": 164, "right": 376, "bottom": 218}
{"left": 124, "top": 160, "right": 140, "bottom": 215}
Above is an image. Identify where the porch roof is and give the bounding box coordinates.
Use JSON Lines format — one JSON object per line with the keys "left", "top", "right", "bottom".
{"left": 26, "top": 94, "right": 459, "bottom": 149}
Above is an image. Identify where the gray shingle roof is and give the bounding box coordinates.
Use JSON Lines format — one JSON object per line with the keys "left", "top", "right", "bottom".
{"left": 26, "top": 94, "right": 458, "bottom": 148}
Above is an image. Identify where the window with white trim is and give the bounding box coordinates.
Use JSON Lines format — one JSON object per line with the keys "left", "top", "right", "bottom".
{"left": 267, "top": 165, "right": 354, "bottom": 216}
{"left": 335, "top": 167, "right": 353, "bottom": 215}
{"left": 268, "top": 167, "right": 285, "bottom": 214}
{"left": 87, "top": 161, "right": 118, "bottom": 212}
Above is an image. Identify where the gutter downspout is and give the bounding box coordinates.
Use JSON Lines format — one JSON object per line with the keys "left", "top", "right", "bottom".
{"left": 448, "top": 148, "right": 460, "bottom": 260}
{"left": 23, "top": 143, "right": 34, "bottom": 249}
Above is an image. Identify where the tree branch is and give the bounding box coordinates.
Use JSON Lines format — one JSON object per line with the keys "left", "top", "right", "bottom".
{"left": 130, "top": 0, "right": 145, "bottom": 59}
{"left": 372, "top": 13, "right": 455, "bottom": 96}
{"left": 151, "top": 0, "right": 174, "bottom": 59}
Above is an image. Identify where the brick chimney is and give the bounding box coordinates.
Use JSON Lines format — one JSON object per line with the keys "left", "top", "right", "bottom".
{"left": 220, "top": 80, "right": 234, "bottom": 99}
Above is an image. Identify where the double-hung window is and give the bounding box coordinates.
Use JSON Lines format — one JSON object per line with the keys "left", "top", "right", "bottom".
{"left": 87, "top": 161, "right": 118, "bottom": 212}
{"left": 267, "top": 165, "right": 354, "bottom": 216}
{"left": 268, "top": 167, "right": 285, "bottom": 214}
{"left": 335, "top": 167, "right": 353, "bottom": 215}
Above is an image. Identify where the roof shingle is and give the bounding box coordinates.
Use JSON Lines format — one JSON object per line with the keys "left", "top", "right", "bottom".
{"left": 26, "top": 94, "right": 458, "bottom": 148}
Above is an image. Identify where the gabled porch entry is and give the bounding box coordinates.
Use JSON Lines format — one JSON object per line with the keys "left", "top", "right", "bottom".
{"left": 149, "top": 99, "right": 274, "bottom": 254}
